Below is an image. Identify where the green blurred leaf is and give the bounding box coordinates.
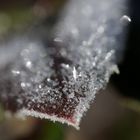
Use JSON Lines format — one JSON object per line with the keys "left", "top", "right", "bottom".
{"left": 40, "top": 121, "right": 64, "bottom": 140}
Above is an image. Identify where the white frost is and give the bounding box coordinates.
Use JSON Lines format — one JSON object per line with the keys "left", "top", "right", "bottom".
{"left": 0, "top": 0, "right": 127, "bottom": 129}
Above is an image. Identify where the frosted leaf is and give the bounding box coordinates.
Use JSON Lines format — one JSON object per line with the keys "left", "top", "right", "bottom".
{"left": 0, "top": 0, "right": 127, "bottom": 129}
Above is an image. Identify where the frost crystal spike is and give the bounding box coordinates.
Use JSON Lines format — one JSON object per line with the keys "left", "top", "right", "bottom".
{"left": 0, "top": 0, "right": 127, "bottom": 129}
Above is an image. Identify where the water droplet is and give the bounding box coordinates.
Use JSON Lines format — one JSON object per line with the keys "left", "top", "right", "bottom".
{"left": 12, "top": 70, "right": 20, "bottom": 75}
{"left": 120, "top": 15, "right": 131, "bottom": 23}
{"left": 25, "top": 61, "right": 32, "bottom": 68}
{"left": 21, "top": 82, "right": 26, "bottom": 88}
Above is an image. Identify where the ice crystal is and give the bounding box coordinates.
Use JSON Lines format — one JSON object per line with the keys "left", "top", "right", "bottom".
{"left": 0, "top": 0, "right": 127, "bottom": 129}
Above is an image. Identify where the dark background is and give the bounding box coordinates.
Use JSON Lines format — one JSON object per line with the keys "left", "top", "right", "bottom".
{"left": 112, "top": 0, "right": 140, "bottom": 100}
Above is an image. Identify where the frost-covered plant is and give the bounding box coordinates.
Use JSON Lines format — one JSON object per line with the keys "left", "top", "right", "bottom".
{"left": 0, "top": 0, "right": 129, "bottom": 129}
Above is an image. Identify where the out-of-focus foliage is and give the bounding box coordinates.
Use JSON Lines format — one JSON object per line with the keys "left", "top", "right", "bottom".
{"left": 0, "top": 9, "right": 33, "bottom": 34}
{"left": 40, "top": 122, "right": 64, "bottom": 140}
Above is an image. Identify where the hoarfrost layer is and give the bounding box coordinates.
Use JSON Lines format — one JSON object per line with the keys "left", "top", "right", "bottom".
{"left": 0, "top": 0, "right": 127, "bottom": 129}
